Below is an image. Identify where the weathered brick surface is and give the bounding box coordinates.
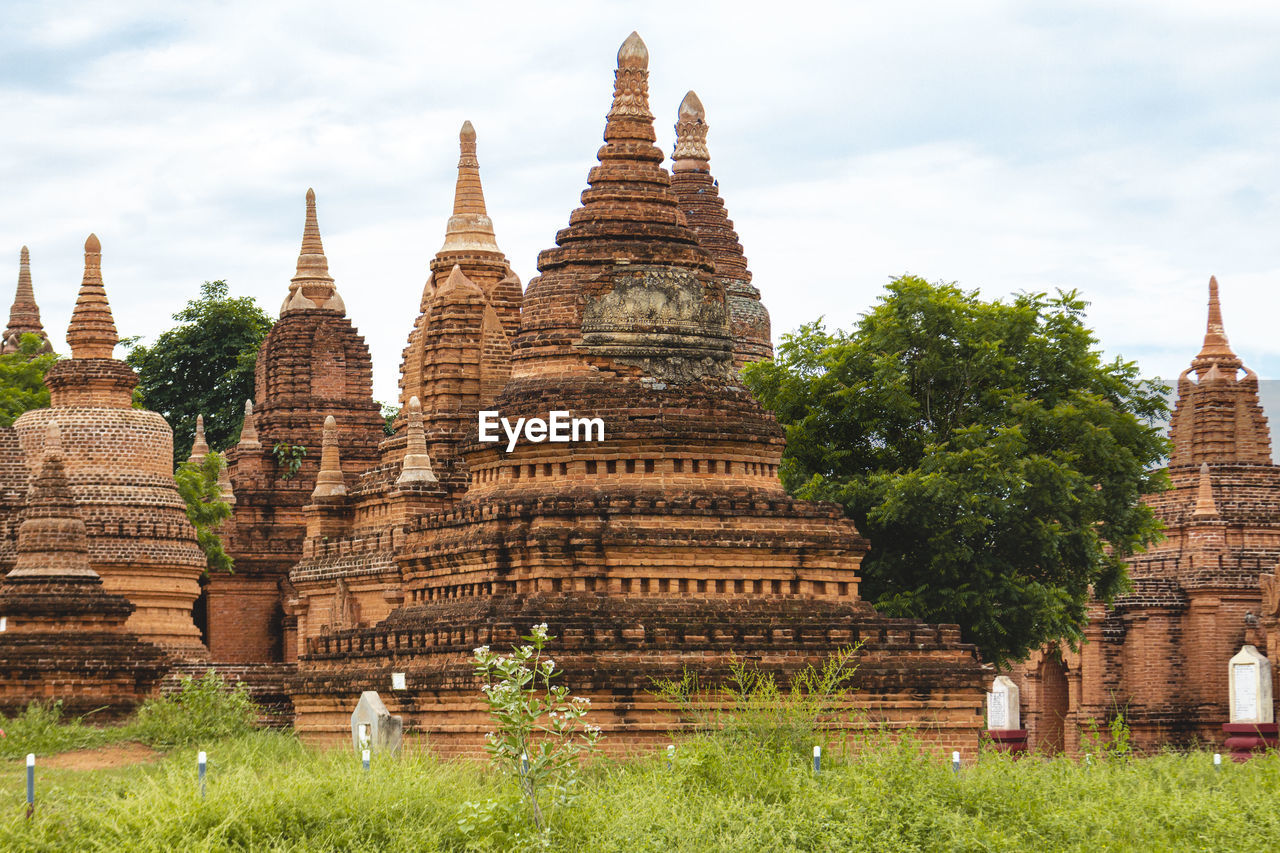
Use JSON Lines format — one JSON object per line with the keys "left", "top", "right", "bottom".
{"left": 161, "top": 662, "right": 296, "bottom": 728}
{"left": 0, "top": 425, "right": 168, "bottom": 717}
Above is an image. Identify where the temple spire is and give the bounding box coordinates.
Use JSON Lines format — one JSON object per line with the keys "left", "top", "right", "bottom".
{"left": 282, "top": 189, "right": 345, "bottom": 315}
{"left": 1192, "top": 276, "right": 1241, "bottom": 374}
{"left": 669, "top": 91, "right": 771, "bottom": 367}
{"left": 454, "top": 121, "right": 487, "bottom": 216}
{"left": 439, "top": 122, "right": 502, "bottom": 256}
{"left": 1193, "top": 462, "right": 1219, "bottom": 519}
{"left": 604, "top": 32, "right": 654, "bottom": 142}
{"left": 672, "top": 91, "right": 709, "bottom": 167}
{"left": 3, "top": 246, "right": 52, "bottom": 354}
{"left": 66, "top": 234, "right": 119, "bottom": 359}
{"left": 396, "top": 396, "right": 437, "bottom": 484}
{"left": 311, "top": 415, "right": 347, "bottom": 498}
{"left": 217, "top": 459, "right": 236, "bottom": 506}
{"left": 237, "top": 399, "right": 261, "bottom": 449}
{"left": 187, "top": 415, "right": 209, "bottom": 464}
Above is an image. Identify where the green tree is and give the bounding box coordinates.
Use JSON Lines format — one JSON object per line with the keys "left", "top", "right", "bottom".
{"left": 174, "top": 451, "right": 233, "bottom": 574}
{"left": 126, "top": 280, "right": 272, "bottom": 466}
{"left": 0, "top": 334, "right": 59, "bottom": 426}
{"left": 742, "top": 276, "right": 1170, "bottom": 665}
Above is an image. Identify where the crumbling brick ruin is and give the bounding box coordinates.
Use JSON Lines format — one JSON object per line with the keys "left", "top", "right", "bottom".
{"left": 1012, "top": 278, "right": 1280, "bottom": 753}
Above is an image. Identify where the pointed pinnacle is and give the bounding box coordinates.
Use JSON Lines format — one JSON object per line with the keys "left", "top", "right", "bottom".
{"left": 452, "top": 120, "right": 488, "bottom": 217}
{"left": 397, "top": 395, "right": 438, "bottom": 484}
{"left": 238, "top": 399, "right": 261, "bottom": 449}
{"left": 3, "top": 243, "right": 49, "bottom": 354}
{"left": 17, "top": 246, "right": 33, "bottom": 299}
{"left": 618, "top": 31, "right": 648, "bottom": 69}
{"left": 189, "top": 414, "right": 209, "bottom": 463}
{"left": 1193, "top": 461, "right": 1219, "bottom": 518}
{"left": 605, "top": 32, "right": 654, "bottom": 141}
{"left": 284, "top": 188, "right": 340, "bottom": 313}
{"left": 43, "top": 421, "right": 64, "bottom": 461}
{"left": 1194, "top": 275, "right": 1239, "bottom": 372}
{"left": 437, "top": 263, "right": 483, "bottom": 298}
{"left": 66, "top": 233, "right": 119, "bottom": 359}
{"left": 295, "top": 188, "right": 330, "bottom": 278}
{"left": 673, "top": 90, "right": 710, "bottom": 165}
{"left": 311, "top": 414, "right": 347, "bottom": 498}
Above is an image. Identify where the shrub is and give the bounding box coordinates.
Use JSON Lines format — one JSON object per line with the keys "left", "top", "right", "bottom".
{"left": 461, "top": 623, "right": 602, "bottom": 844}
{"left": 129, "top": 670, "right": 259, "bottom": 749}
{"left": 0, "top": 701, "right": 119, "bottom": 759}
{"left": 653, "top": 644, "right": 862, "bottom": 762}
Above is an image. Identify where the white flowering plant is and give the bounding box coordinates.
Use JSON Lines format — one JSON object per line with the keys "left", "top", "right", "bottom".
{"left": 465, "top": 623, "right": 602, "bottom": 837}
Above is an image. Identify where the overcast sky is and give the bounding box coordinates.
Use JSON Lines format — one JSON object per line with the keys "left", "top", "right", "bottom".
{"left": 4, "top": 1, "right": 1280, "bottom": 408}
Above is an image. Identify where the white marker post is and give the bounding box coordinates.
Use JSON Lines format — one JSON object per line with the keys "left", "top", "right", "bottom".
{"left": 26, "top": 753, "right": 34, "bottom": 818}
{"left": 951, "top": 750, "right": 961, "bottom": 776}
{"left": 666, "top": 744, "right": 675, "bottom": 769}
{"left": 813, "top": 745, "right": 821, "bottom": 773}
{"left": 198, "top": 751, "right": 207, "bottom": 798}
{"left": 1214, "top": 753, "right": 1222, "bottom": 771}
{"left": 362, "top": 749, "right": 370, "bottom": 772}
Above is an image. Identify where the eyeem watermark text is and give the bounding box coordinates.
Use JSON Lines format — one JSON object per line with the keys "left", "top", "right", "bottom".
{"left": 478, "top": 411, "right": 606, "bottom": 452}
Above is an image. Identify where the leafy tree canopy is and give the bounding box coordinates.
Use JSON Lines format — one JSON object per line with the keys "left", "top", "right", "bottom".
{"left": 742, "top": 276, "right": 1170, "bottom": 665}
{"left": 0, "top": 334, "right": 59, "bottom": 426}
{"left": 125, "top": 280, "right": 272, "bottom": 466}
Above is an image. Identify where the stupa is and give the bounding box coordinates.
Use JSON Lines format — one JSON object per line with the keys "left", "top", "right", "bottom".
{"left": 287, "top": 33, "right": 985, "bottom": 756}
{"left": 11, "top": 235, "right": 206, "bottom": 657}
{"left": 0, "top": 423, "right": 168, "bottom": 716}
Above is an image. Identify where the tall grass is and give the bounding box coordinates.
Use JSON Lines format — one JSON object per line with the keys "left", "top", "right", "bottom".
{"left": 129, "top": 670, "right": 258, "bottom": 749}
{"left": 0, "top": 670, "right": 258, "bottom": 760}
{"left": 2, "top": 729, "right": 1278, "bottom": 851}
{"left": 0, "top": 702, "right": 120, "bottom": 760}
{"left": 2, "top": 663, "right": 1278, "bottom": 850}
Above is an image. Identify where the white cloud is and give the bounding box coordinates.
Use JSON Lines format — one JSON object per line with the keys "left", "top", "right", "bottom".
{"left": 3, "top": 0, "right": 1280, "bottom": 409}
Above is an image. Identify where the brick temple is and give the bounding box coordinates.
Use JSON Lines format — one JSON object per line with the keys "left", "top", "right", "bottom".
{"left": 1012, "top": 278, "right": 1280, "bottom": 753}
{"left": 0, "top": 33, "right": 994, "bottom": 749}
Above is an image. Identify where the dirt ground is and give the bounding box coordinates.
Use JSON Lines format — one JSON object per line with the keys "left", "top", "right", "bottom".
{"left": 39, "top": 742, "right": 161, "bottom": 771}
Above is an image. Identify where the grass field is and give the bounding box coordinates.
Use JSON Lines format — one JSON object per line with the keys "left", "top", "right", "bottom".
{"left": 1, "top": 727, "right": 1277, "bottom": 852}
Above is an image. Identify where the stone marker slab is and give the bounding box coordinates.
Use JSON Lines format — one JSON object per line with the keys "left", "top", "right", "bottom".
{"left": 1229, "top": 645, "right": 1273, "bottom": 724}
{"left": 986, "top": 675, "right": 1020, "bottom": 730}
{"left": 350, "top": 690, "right": 404, "bottom": 756}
